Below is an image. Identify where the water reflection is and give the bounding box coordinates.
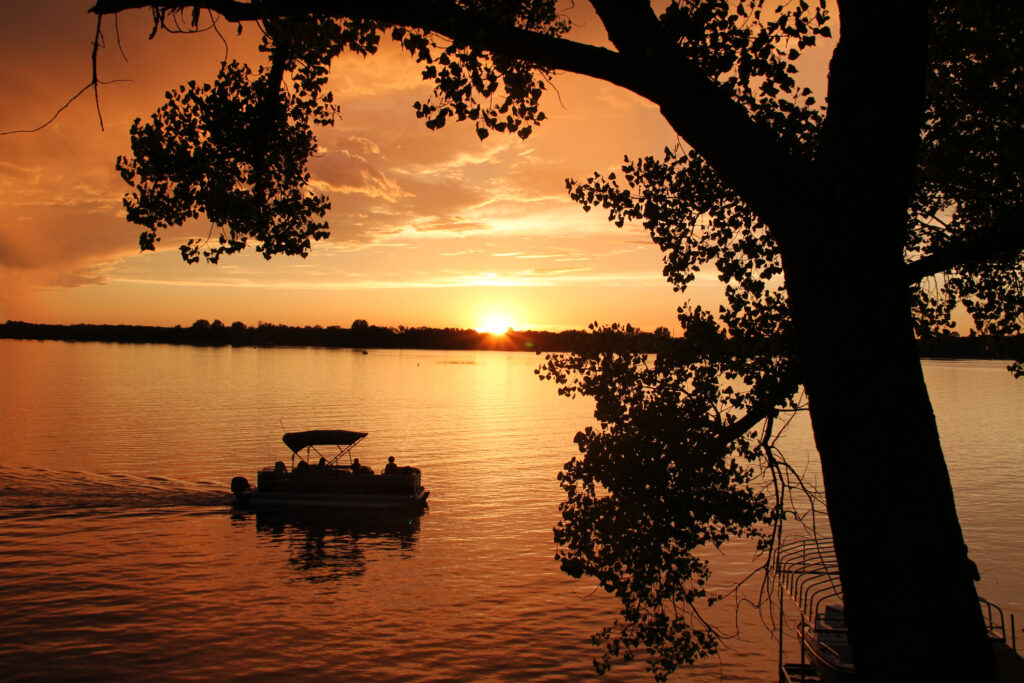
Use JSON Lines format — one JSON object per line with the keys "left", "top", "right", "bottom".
{"left": 236, "top": 509, "right": 422, "bottom": 583}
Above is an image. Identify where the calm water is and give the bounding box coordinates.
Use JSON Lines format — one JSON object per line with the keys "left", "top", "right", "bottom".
{"left": 0, "top": 340, "right": 1021, "bottom": 681}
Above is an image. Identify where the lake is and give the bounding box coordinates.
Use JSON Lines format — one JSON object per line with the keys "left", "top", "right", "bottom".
{"left": 0, "top": 339, "right": 1021, "bottom": 681}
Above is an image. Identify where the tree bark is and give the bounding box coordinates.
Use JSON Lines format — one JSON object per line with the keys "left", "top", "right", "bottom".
{"left": 781, "top": 216, "right": 998, "bottom": 682}
{"left": 774, "top": 3, "right": 998, "bottom": 679}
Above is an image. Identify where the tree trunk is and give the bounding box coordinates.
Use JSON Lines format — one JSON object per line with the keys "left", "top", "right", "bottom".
{"left": 766, "top": 4, "right": 1000, "bottom": 678}
{"left": 781, "top": 236, "right": 998, "bottom": 681}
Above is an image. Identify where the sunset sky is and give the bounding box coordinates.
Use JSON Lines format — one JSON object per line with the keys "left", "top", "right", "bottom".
{"left": 0, "top": 2, "right": 830, "bottom": 332}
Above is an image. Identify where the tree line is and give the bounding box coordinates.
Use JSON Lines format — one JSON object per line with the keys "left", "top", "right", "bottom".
{"left": 3, "top": 319, "right": 1021, "bottom": 360}
{"left": 0, "top": 319, "right": 660, "bottom": 353}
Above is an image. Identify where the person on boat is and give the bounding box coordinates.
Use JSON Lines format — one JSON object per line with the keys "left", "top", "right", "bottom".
{"left": 318, "top": 456, "right": 327, "bottom": 468}
{"left": 384, "top": 456, "right": 399, "bottom": 474}
{"left": 274, "top": 461, "right": 287, "bottom": 474}
{"left": 351, "top": 458, "right": 370, "bottom": 475}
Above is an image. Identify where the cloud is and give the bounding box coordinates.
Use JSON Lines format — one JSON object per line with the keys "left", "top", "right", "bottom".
{"left": 0, "top": 200, "right": 136, "bottom": 274}
{"left": 410, "top": 219, "right": 491, "bottom": 234}
{"left": 326, "top": 42, "right": 427, "bottom": 99}
{"left": 397, "top": 137, "right": 517, "bottom": 179}
{"left": 47, "top": 266, "right": 112, "bottom": 288}
{"left": 513, "top": 252, "right": 566, "bottom": 260}
{"left": 333, "top": 135, "right": 382, "bottom": 157}
{"left": 0, "top": 161, "right": 41, "bottom": 183}
{"left": 309, "top": 149, "right": 408, "bottom": 201}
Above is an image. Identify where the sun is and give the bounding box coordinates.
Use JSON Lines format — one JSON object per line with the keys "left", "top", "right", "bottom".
{"left": 476, "top": 314, "right": 515, "bottom": 336}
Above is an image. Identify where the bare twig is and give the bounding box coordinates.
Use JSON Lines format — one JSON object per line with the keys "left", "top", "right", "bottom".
{"left": 0, "top": 82, "right": 94, "bottom": 136}
{"left": 0, "top": 15, "right": 132, "bottom": 136}
{"left": 114, "top": 12, "right": 129, "bottom": 62}
{"left": 210, "top": 9, "right": 229, "bottom": 62}
{"left": 92, "top": 15, "right": 106, "bottom": 130}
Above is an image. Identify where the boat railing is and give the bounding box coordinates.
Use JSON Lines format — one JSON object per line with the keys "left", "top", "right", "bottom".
{"left": 778, "top": 538, "right": 845, "bottom": 628}
{"left": 982, "top": 597, "right": 1006, "bottom": 640}
{"left": 780, "top": 538, "right": 1013, "bottom": 623}
{"left": 979, "top": 596, "right": 1008, "bottom": 643}
{"left": 778, "top": 536, "right": 1022, "bottom": 678}
{"left": 814, "top": 631, "right": 846, "bottom": 655}
{"left": 803, "top": 631, "right": 851, "bottom": 675}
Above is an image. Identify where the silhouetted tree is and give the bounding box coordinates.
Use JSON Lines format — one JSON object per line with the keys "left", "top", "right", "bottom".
{"left": 85, "top": 2, "right": 1022, "bottom": 680}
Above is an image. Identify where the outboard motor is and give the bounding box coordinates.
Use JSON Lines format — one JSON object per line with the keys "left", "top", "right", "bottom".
{"left": 230, "top": 476, "right": 251, "bottom": 496}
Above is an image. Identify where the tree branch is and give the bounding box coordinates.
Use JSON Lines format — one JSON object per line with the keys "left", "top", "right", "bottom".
{"left": 905, "top": 225, "right": 1024, "bottom": 282}
{"left": 586, "top": 0, "right": 815, "bottom": 243}
{"left": 716, "top": 398, "right": 784, "bottom": 445}
{"left": 91, "top": 0, "right": 632, "bottom": 86}
{"left": 588, "top": 0, "right": 664, "bottom": 56}
{"left": 89, "top": 0, "right": 813, "bottom": 241}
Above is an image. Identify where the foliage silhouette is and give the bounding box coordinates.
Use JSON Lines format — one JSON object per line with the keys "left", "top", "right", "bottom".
{"left": 83, "top": 1, "right": 1023, "bottom": 680}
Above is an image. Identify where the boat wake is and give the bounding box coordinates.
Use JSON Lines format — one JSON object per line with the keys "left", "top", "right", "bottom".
{"left": 0, "top": 465, "right": 232, "bottom": 517}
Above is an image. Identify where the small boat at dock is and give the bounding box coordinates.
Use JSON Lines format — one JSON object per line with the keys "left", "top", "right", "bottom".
{"left": 776, "top": 537, "right": 1023, "bottom": 683}
{"left": 777, "top": 538, "right": 855, "bottom": 683}
{"left": 231, "top": 430, "right": 429, "bottom": 511}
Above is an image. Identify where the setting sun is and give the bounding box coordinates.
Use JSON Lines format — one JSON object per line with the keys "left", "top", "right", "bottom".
{"left": 476, "top": 314, "right": 515, "bottom": 335}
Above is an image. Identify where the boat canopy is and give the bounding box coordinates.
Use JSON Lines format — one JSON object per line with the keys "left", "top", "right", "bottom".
{"left": 282, "top": 430, "right": 368, "bottom": 453}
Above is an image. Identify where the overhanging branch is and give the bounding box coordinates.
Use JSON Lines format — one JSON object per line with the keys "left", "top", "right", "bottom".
{"left": 89, "top": 0, "right": 812, "bottom": 239}
{"left": 905, "top": 224, "right": 1024, "bottom": 282}
{"left": 90, "top": 0, "right": 631, "bottom": 88}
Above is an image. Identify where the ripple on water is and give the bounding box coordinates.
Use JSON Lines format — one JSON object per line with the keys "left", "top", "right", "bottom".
{"left": 0, "top": 465, "right": 232, "bottom": 515}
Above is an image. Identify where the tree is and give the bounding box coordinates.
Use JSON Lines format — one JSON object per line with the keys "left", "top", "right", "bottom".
{"left": 546, "top": 5, "right": 1022, "bottom": 679}
{"left": 85, "top": 1, "right": 1022, "bottom": 680}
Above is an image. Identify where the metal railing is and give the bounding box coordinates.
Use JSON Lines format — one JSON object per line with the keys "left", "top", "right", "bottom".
{"left": 776, "top": 536, "right": 1022, "bottom": 682}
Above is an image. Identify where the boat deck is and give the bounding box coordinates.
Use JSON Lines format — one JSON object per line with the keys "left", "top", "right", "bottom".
{"left": 780, "top": 663, "right": 824, "bottom": 683}
{"left": 995, "top": 640, "right": 1024, "bottom": 683}
{"left": 782, "top": 643, "right": 1024, "bottom": 683}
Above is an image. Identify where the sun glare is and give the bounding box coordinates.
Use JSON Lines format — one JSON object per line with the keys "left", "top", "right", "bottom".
{"left": 476, "top": 314, "right": 515, "bottom": 336}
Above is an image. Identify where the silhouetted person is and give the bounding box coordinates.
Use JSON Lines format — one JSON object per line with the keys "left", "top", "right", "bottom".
{"left": 352, "top": 458, "right": 370, "bottom": 475}
{"left": 296, "top": 460, "right": 309, "bottom": 471}
{"left": 274, "top": 461, "right": 287, "bottom": 474}
{"left": 384, "top": 456, "right": 399, "bottom": 474}
{"left": 318, "top": 456, "right": 327, "bottom": 468}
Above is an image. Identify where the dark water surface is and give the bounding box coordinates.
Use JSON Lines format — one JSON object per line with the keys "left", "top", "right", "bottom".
{"left": 1, "top": 340, "right": 1021, "bottom": 681}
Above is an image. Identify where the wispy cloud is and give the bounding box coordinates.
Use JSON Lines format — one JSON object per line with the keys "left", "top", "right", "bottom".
{"left": 309, "top": 149, "right": 409, "bottom": 201}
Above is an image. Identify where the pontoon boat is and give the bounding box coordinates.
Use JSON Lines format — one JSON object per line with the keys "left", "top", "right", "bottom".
{"left": 231, "top": 430, "right": 429, "bottom": 511}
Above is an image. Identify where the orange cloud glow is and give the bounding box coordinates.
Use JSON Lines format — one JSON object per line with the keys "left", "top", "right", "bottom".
{"left": 0, "top": 2, "right": 833, "bottom": 333}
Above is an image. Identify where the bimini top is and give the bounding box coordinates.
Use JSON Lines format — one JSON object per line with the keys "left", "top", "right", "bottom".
{"left": 282, "top": 430, "right": 368, "bottom": 453}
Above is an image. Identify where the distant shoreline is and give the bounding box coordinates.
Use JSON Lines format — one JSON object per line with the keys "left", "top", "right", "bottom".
{"left": 1, "top": 320, "right": 1021, "bottom": 360}
{"left": 0, "top": 319, "right": 609, "bottom": 353}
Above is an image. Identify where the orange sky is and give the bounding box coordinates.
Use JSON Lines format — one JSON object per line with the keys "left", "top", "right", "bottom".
{"left": 0, "top": 2, "right": 831, "bottom": 332}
